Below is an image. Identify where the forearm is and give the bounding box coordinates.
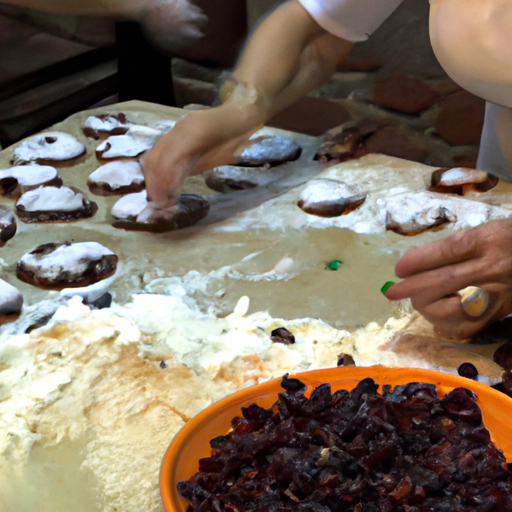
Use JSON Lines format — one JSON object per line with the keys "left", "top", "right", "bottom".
{"left": 221, "top": 1, "right": 352, "bottom": 123}
{"left": 0, "top": 0, "right": 151, "bottom": 16}
{"left": 270, "top": 32, "right": 353, "bottom": 116}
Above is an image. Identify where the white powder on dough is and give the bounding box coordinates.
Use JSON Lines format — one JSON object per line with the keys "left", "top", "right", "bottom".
{"left": 211, "top": 155, "right": 512, "bottom": 235}
{"left": 88, "top": 161, "right": 144, "bottom": 189}
{"left": 238, "top": 135, "right": 301, "bottom": 164}
{"left": 12, "top": 132, "right": 85, "bottom": 164}
{"left": 209, "top": 165, "right": 275, "bottom": 187}
{"left": 18, "top": 242, "right": 115, "bottom": 281}
{"left": 385, "top": 192, "right": 458, "bottom": 233}
{"left": 299, "top": 179, "right": 363, "bottom": 207}
{"left": 16, "top": 186, "right": 86, "bottom": 212}
{"left": 0, "top": 165, "right": 58, "bottom": 186}
{"left": 111, "top": 190, "right": 147, "bottom": 219}
{"left": 82, "top": 113, "right": 132, "bottom": 133}
{"left": 96, "top": 126, "right": 161, "bottom": 159}
{"left": 111, "top": 192, "right": 180, "bottom": 224}
{"left": 438, "top": 168, "right": 488, "bottom": 186}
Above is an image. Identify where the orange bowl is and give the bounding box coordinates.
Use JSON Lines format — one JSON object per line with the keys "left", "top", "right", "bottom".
{"left": 160, "top": 366, "right": 512, "bottom": 512}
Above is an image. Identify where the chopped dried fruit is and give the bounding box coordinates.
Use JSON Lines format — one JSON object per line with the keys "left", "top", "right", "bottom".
{"left": 457, "top": 362, "right": 479, "bottom": 380}
{"left": 271, "top": 327, "right": 296, "bottom": 345}
{"left": 337, "top": 354, "right": 355, "bottom": 367}
{"left": 178, "top": 378, "right": 512, "bottom": 511}
{"left": 494, "top": 343, "right": 512, "bottom": 371}
{"left": 503, "top": 369, "right": 512, "bottom": 398}
{"left": 381, "top": 281, "right": 396, "bottom": 295}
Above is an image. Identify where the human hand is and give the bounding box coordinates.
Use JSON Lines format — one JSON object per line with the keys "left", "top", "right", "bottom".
{"left": 385, "top": 218, "right": 512, "bottom": 339}
{"left": 141, "top": 103, "right": 264, "bottom": 204}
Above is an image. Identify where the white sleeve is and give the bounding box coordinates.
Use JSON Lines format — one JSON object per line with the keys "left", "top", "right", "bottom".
{"left": 297, "top": 0, "right": 404, "bottom": 42}
{"left": 477, "top": 102, "right": 512, "bottom": 181}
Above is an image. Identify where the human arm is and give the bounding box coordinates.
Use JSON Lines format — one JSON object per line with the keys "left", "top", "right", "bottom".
{"left": 142, "top": 0, "right": 353, "bottom": 203}
{"left": 385, "top": 218, "right": 512, "bottom": 339}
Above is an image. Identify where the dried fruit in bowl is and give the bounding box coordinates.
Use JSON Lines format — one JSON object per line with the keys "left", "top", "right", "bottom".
{"left": 178, "top": 375, "right": 512, "bottom": 511}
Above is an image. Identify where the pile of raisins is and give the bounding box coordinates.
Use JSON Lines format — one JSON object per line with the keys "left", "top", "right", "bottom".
{"left": 178, "top": 376, "right": 512, "bottom": 512}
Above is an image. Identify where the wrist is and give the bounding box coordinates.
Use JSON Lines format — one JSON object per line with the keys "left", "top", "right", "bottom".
{"left": 220, "top": 77, "right": 271, "bottom": 126}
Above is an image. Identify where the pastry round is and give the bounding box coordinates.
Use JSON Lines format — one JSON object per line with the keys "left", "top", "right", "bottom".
{"left": 16, "top": 241, "right": 118, "bottom": 289}
{"left": 0, "top": 278, "right": 23, "bottom": 316}
{"left": 96, "top": 126, "right": 161, "bottom": 162}
{"left": 385, "top": 194, "right": 457, "bottom": 236}
{"left": 204, "top": 165, "right": 275, "bottom": 193}
{"left": 429, "top": 167, "right": 499, "bottom": 195}
{"left": 237, "top": 136, "right": 302, "bottom": 167}
{"left": 0, "top": 164, "right": 62, "bottom": 198}
{"left": 82, "top": 113, "right": 132, "bottom": 140}
{"left": 111, "top": 191, "right": 210, "bottom": 232}
{"left": 298, "top": 179, "right": 366, "bottom": 217}
{"left": 87, "top": 161, "right": 145, "bottom": 196}
{"left": 16, "top": 186, "right": 98, "bottom": 223}
{"left": 0, "top": 206, "right": 16, "bottom": 247}
{"left": 11, "top": 132, "right": 86, "bottom": 166}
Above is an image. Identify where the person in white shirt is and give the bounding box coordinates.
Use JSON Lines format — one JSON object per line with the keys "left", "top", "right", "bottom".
{"left": 143, "top": 0, "right": 512, "bottom": 340}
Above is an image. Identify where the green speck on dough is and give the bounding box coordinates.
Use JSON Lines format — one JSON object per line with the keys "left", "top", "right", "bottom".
{"left": 327, "top": 260, "right": 343, "bottom": 271}
{"left": 380, "top": 281, "right": 396, "bottom": 295}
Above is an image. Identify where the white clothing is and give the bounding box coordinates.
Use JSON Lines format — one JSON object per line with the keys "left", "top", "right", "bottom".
{"left": 298, "top": 0, "right": 403, "bottom": 42}
{"left": 429, "top": 0, "right": 512, "bottom": 109}
{"left": 477, "top": 103, "right": 512, "bottom": 180}
{"left": 297, "top": 0, "right": 512, "bottom": 180}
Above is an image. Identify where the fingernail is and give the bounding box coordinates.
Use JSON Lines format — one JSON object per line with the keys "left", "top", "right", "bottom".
{"left": 380, "top": 281, "right": 396, "bottom": 295}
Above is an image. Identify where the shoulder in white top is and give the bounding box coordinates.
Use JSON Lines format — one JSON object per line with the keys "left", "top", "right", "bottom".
{"left": 297, "top": 0, "right": 404, "bottom": 41}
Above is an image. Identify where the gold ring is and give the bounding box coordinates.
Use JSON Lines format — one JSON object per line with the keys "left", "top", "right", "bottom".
{"left": 458, "top": 286, "right": 489, "bottom": 318}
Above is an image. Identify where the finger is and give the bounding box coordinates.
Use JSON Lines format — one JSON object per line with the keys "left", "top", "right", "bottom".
{"left": 407, "top": 283, "right": 510, "bottom": 340}
{"left": 140, "top": 151, "right": 169, "bottom": 203}
{"left": 142, "top": 141, "right": 190, "bottom": 204}
{"left": 420, "top": 296, "right": 492, "bottom": 340}
{"left": 385, "top": 259, "right": 483, "bottom": 306}
{"left": 395, "top": 229, "right": 478, "bottom": 279}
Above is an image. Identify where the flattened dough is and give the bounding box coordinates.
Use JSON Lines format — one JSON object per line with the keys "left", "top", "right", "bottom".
{"left": 88, "top": 161, "right": 145, "bottom": 196}
{"left": 11, "top": 132, "right": 85, "bottom": 165}
{"left": 238, "top": 136, "right": 302, "bottom": 167}
{"left": 17, "top": 242, "right": 118, "bottom": 289}
{"left": 16, "top": 186, "right": 98, "bottom": 223}
{"left": 111, "top": 191, "right": 210, "bottom": 233}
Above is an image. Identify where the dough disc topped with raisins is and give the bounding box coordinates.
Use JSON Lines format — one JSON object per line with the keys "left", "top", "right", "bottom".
{"left": 95, "top": 126, "right": 161, "bottom": 162}
{"left": 0, "top": 165, "right": 62, "bottom": 198}
{"left": 237, "top": 135, "right": 302, "bottom": 167}
{"left": 111, "top": 191, "right": 209, "bottom": 232}
{"left": 87, "top": 161, "right": 145, "bottom": 196}
{"left": 17, "top": 241, "right": 118, "bottom": 289}
{"left": 298, "top": 179, "right": 366, "bottom": 217}
{"left": 11, "top": 132, "right": 85, "bottom": 166}
{"left": 82, "top": 113, "right": 133, "bottom": 140}
{"left": 15, "top": 186, "right": 98, "bottom": 223}
{"left": 204, "top": 165, "right": 276, "bottom": 193}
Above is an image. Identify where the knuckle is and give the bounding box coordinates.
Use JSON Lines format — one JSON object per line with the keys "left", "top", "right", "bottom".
{"left": 410, "top": 297, "right": 424, "bottom": 312}
{"left": 486, "top": 256, "right": 512, "bottom": 282}
{"left": 442, "top": 267, "right": 459, "bottom": 287}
